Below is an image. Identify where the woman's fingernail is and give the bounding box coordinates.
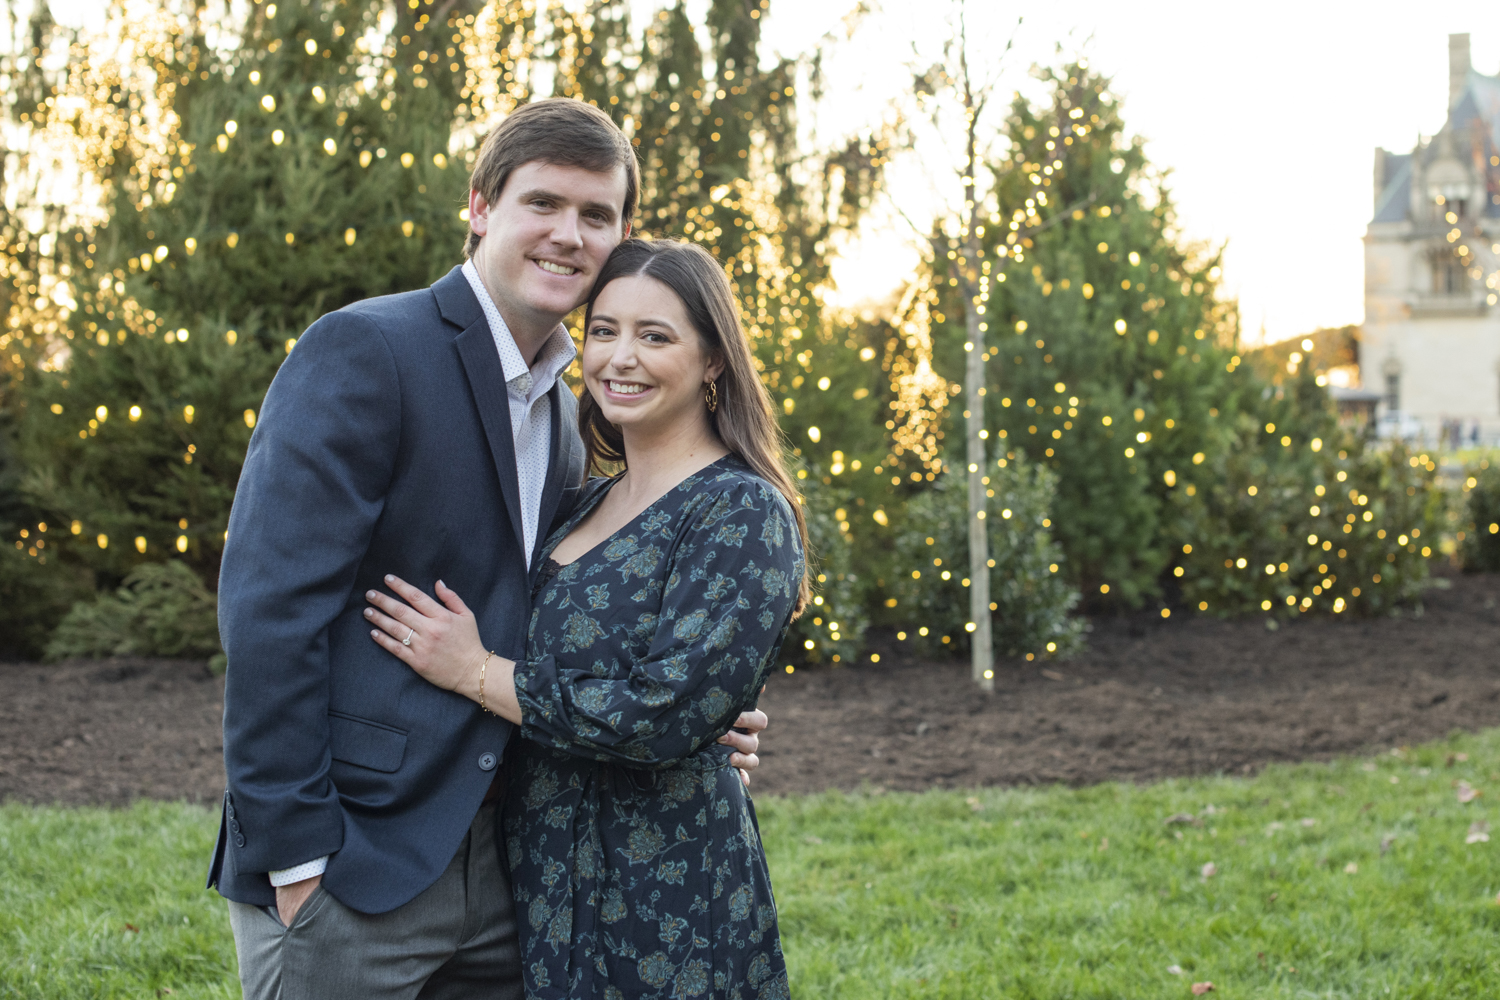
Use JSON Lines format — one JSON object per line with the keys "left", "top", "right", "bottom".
{"left": 437, "top": 579, "right": 445, "bottom": 588}
{"left": 364, "top": 608, "right": 373, "bottom": 617}
{"left": 384, "top": 574, "right": 394, "bottom": 583}
{"left": 371, "top": 629, "right": 379, "bottom": 637}
{"left": 366, "top": 591, "right": 376, "bottom": 600}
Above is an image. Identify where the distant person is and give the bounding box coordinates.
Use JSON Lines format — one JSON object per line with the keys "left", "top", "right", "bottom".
{"left": 211, "top": 100, "right": 770, "bottom": 999}
{"left": 366, "top": 238, "right": 805, "bottom": 999}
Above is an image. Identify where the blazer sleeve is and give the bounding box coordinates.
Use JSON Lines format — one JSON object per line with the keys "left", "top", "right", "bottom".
{"left": 513, "top": 478, "right": 802, "bottom": 769}
{"left": 218, "top": 311, "right": 400, "bottom": 875}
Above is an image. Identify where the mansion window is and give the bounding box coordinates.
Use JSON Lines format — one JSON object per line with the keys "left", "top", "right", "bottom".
{"left": 1385, "top": 372, "right": 1401, "bottom": 414}
{"left": 1433, "top": 257, "right": 1469, "bottom": 294}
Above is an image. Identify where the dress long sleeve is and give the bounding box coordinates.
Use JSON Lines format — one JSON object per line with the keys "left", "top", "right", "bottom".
{"left": 513, "top": 473, "right": 802, "bottom": 769}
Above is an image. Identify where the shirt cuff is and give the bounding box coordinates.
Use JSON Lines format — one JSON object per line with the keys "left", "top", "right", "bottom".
{"left": 269, "top": 855, "right": 328, "bottom": 887}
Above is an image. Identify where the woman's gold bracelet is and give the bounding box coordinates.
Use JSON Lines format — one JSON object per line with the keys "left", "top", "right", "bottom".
{"left": 478, "top": 650, "right": 496, "bottom": 715}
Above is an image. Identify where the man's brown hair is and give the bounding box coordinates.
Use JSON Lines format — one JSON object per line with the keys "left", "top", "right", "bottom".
{"left": 465, "top": 98, "right": 639, "bottom": 258}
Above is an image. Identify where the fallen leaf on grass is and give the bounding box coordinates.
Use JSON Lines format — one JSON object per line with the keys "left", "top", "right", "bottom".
{"left": 1300, "top": 818, "right": 1317, "bottom": 827}
{"left": 1344, "top": 862, "right": 1358, "bottom": 874}
{"left": 1389, "top": 775, "right": 1400, "bottom": 785}
{"left": 1264, "top": 821, "right": 1284, "bottom": 836}
{"left": 1200, "top": 862, "right": 1217, "bottom": 879}
{"left": 1467, "top": 821, "right": 1490, "bottom": 845}
{"left": 124, "top": 923, "right": 139, "bottom": 933}
{"left": 1380, "top": 834, "right": 1396, "bottom": 855}
{"left": 1457, "top": 752, "right": 1470, "bottom": 762}
{"left": 1191, "top": 983, "right": 1215, "bottom": 995}
{"left": 1165, "top": 813, "right": 1199, "bottom": 826}
{"left": 803, "top": 835, "right": 823, "bottom": 845}
{"left": 1166, "top": 965, "right": 1183, "bottom": 976}
{"left": 1456, "top": 781, "right": 1481, "bottom": 804}
{"left": 1098, "top": 837, "right": 1109, "bottom": 852}
{"left": 966, "top": 796, "right": 983, "bottom": 813}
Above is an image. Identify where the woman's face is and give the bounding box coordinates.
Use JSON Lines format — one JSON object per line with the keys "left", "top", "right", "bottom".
{"left": 583, "top": 274, "right": 723, "bottom": 438}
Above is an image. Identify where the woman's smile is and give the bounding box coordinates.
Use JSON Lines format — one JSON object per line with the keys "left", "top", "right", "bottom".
{"left": 604, "top": 379, "right": 652, "bottom": 397}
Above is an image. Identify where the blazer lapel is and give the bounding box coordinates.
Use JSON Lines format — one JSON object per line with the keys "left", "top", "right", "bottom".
{"left": 448, "top": 296, "right": 527, "bottom": 560}
{"left": 532, "top": 382, "right": 580, "bottom": 571}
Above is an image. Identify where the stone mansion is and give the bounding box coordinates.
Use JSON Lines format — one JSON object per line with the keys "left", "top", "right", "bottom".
{"left": 1364, "top": 33, "right": 1500, "bottom": 443}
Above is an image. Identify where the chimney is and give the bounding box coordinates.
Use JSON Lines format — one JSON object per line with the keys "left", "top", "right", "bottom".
{"left": 1450, "top": 33, "right": 1471, "bottom": 107}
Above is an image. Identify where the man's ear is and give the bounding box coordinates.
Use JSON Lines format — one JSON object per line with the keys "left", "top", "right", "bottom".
{"left": 469, "top": 188, "right": 491, "bottom": 238}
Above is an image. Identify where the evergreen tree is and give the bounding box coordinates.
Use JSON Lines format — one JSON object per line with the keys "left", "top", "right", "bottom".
{"left": 888, "top": 455, "right": 1083, "bottom": 659}
{"left": 903, "top": 60, "right": 1437, "bottom": 619}
{"left": 3, "top": 0, "right": 894, "bottom": 661}
{"left": 15, "top": 0, "right": 474, "bottom": 588}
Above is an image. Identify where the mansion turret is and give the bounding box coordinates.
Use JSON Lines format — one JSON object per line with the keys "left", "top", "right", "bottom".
{"left": 1364, "top": 33, "right": 1500, "bottom": 443}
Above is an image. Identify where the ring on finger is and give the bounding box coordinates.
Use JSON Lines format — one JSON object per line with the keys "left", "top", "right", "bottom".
{"left": 402, "top": 626, "right": 416, "bottom": 646}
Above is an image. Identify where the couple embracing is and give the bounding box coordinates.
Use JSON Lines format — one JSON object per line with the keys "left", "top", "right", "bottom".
{"left": 209, "top": 98, "right": 805, "bottom": 1000}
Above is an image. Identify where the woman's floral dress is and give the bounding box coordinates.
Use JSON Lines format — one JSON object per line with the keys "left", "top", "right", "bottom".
{"left": 505, "top": 456, "right": 802, "bottom": 1000}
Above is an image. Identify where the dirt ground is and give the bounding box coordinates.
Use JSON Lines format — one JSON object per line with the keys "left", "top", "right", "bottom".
{"left": 4, "top": 573, "right": 1500, "bottom": 806}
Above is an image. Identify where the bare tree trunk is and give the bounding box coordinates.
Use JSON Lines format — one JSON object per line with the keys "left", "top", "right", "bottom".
{"left": 961, "top": 266, "right": 993, "bottom": 691}
{"left": 956, "top": 30, "right": 993, "bottom": 691}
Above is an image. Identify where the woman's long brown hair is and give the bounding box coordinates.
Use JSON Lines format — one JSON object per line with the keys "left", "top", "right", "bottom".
{"left": 577, "top": 238, "right": 811, "bottom": 617}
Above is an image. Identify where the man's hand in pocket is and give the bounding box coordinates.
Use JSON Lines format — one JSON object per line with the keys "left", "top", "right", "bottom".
{"left": 275, "top": 874, "right": 322, "bottom": 927}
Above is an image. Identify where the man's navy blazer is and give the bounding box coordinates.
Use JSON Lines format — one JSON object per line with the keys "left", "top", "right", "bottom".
{"left": 208, "top": 266, "right": 585, "bottom": 914}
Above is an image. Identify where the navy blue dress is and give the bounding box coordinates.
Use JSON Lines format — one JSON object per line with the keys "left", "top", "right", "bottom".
{"left": 504, "top": 456, "right": 802, "bottom": 1000}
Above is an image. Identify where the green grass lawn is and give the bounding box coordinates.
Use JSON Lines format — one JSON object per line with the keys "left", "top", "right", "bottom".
{"left": 4, "top": 731, "right": 1499, "bottom": 999}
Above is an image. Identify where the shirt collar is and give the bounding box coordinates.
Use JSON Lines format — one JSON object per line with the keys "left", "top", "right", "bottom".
{"left": 462, "top": 259, "right": 577, "bottom": 402}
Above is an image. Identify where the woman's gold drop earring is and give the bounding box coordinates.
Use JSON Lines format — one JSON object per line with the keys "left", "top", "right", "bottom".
{"left": 704, "top": 380, "right": 719, "bottom": 414}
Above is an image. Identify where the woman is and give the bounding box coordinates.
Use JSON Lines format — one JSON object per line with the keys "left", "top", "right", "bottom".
{"left": 363, "top": 238, "right": 808, "bottom": 1000}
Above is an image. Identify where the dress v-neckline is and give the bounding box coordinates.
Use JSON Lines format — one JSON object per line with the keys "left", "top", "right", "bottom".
{"left": 544, "top": 455, "right": 736, "bottom": 570}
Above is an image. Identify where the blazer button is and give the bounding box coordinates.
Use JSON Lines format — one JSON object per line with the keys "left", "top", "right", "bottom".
{"left": 478, "top": 752, "right": 497, "bottom": 772}
{"left": 226, "top": 804, "right": 236, "bottom": 819}
{"left": 229, "top": 820, "right": 241, "bottom": 833}
{"left": 234, "top": 835, "right": 246, "bottom": 848}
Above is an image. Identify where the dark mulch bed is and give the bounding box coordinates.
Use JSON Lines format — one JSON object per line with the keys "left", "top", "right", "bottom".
{"left": 751, "top": 571, "right": 1500, "bottom": 795}
{"left": 5, "top": 573, "right": 1500, "bottom": 806}
{"left": 0, "top": 659, "right": 227, "bottom": 807}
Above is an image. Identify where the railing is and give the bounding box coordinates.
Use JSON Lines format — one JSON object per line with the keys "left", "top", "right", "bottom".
{"left": 1407, "top": 290, "right": 1488, "bottom": 316}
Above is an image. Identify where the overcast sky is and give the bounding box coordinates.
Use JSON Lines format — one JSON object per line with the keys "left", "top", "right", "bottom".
{"left": 764, "top": 0, "right": 1500, "bottom": 345}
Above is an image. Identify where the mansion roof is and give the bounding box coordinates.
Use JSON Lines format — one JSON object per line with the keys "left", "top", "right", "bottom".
{"left": 1372, "top": 64, "right": 1500, "bottom": 225}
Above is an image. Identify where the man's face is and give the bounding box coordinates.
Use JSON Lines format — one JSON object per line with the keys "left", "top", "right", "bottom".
{"left": 468, "top": 160, "right": 629, "bottom": 339}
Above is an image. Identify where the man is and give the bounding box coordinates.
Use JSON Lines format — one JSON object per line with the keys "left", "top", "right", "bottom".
{"left": 211, "top": 98, "right": 765, "bottom": 998}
